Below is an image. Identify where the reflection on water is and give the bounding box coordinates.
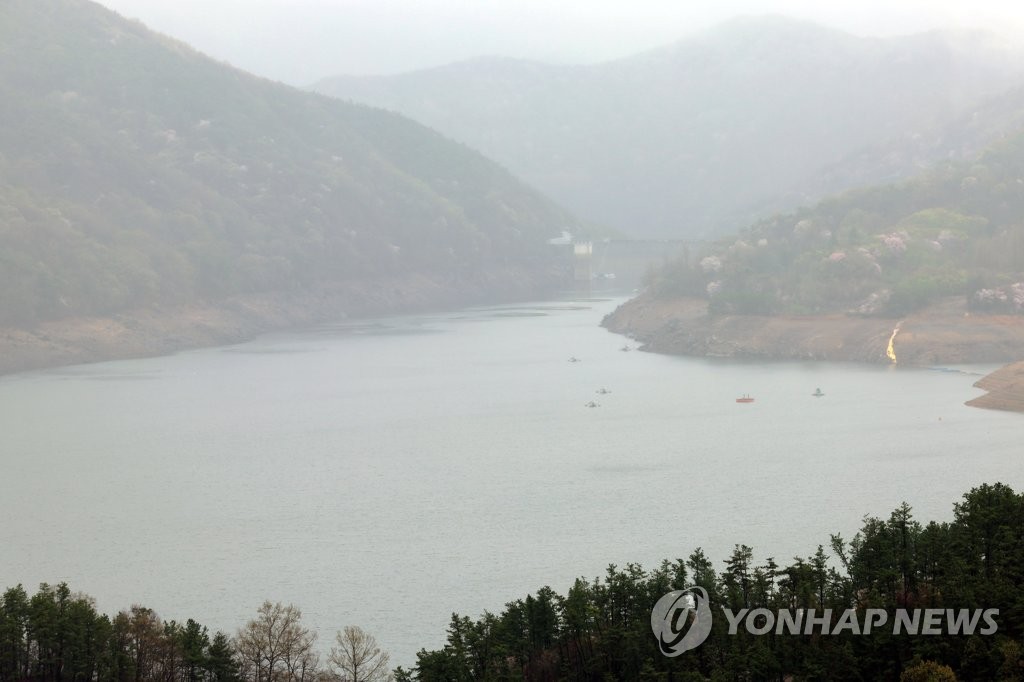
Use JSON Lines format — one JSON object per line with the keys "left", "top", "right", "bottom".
{"left": 310, "top": 321, "right": 444, "bottom": 336}
{"left": 220, "top": 347, "right": 323, "bottom": 355}
{"left": 70, "top": 374, "right": 163, "bottom": 382}
{"left": 0, "top": 296, "right": 1020, "bottom": 667}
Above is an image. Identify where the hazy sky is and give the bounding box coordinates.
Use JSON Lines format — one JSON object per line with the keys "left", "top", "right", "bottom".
{"left": 93, "top": 0, "right": 1024, "bottom": 85}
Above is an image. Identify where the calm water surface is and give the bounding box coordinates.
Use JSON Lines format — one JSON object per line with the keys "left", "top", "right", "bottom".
{"left": 1, "top": 296, "right": 1020, "bottom": 666}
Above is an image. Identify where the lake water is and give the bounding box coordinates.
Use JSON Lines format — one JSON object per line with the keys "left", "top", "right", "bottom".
{"left": 1, "top": 296, "right": 1021, "bottom": 667}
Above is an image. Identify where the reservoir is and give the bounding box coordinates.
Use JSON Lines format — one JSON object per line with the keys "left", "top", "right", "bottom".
{"left": 1, "top": 296, "right": 1020, "bottom": 667}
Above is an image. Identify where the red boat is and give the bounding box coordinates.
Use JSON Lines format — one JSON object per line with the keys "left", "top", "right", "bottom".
{"left": 736, "top": 395, "right": 755, "bottom": 403}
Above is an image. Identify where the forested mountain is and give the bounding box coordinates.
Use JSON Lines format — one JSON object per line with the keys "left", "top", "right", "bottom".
{"left": 0, "top": 0, "right": 576, "bottom": 327}
{"left": 315, "top": 17, "right": 1024, "bottom": 239}
{"left": 783, "top": 82, "right": 1024, "bottom": 219}
{"left": 646, "top": 128, "right": 1024, "bottom": 317}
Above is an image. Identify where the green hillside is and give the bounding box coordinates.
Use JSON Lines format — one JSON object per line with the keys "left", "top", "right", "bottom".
{"left": 648, "top": 132, "right": 1024, "bottom": 316}
{"left": 0, "top": 0, "right": 576, "bottom": 326}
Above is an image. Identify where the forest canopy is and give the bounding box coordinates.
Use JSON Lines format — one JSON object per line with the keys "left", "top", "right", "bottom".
{"left": 647, "top": 134, "right": 1024, "bottom": 317}
{"left": 0, "top": 0, "right": 576, "bottom": 326}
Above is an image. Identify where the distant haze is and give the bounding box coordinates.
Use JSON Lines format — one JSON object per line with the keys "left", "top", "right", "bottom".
{"left": 315, "top": 17, "right": 1024, "bottom": 237}
{"left": 93, "top": 0, "right": 1024, "bottom": 85}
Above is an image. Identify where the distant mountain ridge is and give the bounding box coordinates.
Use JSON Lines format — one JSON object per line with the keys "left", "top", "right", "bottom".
{"left": 314, "top": 16, "right": 1024, "bottom": 239}
{"left": 0, "top": 0, "right": 577, "bottom": 328}
{"left": 798, "top": 83, "right": 1024, "bottom": 206}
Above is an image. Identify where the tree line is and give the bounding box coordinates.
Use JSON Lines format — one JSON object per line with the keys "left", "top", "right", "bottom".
{"left": 402, "top": 483, "right": 1024, "bottom": 681}
{"left": 5, "top": 483, "right": 1024, "bottom": 681}
{"left": 0, "top": 589, "right": 390, "bottom": 682}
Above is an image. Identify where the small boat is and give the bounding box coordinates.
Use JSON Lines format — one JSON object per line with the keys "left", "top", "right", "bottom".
{"left": 812, "top": 388, "right": 825, "bottom": 397}
{"left": 736, "top": 395, "right": 754, "bottom": 403}
{"left": 620, "top": 345, "right": 632, "bottom": 352}
{"left": 584, "top": 401, "right": 600, "bottom": 408}
{"left": 596, "top": 388, "right": 611, "bottom": 395}
{"left": 568, "top": 356, "right": 581, "bottom": 363}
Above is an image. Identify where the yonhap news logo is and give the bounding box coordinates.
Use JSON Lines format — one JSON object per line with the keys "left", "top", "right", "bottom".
{"left": 650, "top": 587, "right": 714, "bottom": 656}
{"left": 651, "top": 588, "right": 999, "bottom": 656}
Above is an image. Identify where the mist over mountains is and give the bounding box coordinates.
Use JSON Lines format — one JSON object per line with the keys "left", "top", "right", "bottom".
{"left": 7, "top": 1, "right": 1024, "bottom": 348}
{"left": 0, "top": 0, "right": 576, "bottom": 327}
{"left": 315, "top": 17, "right": 1024, "bottom": 238}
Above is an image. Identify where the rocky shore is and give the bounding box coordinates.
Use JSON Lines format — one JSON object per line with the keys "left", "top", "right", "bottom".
{"left": 602, "top": 293, "right": 1024, "bottom": 413}
{"left": 967, "top": 361, "right": 1024, "bottom": 413}
{"left": 0, "top": 269, "right": 563, "bottom": 376}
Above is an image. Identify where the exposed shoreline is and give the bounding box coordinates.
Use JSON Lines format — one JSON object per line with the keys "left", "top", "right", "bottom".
{"left": 9, "top": 284, "right": 1023, "bottom": 415}
{"left": 0, "top": 269, "right": 563, "bottom": 377}
{"left": 602, "top": 293, "right": 1024, "bottom": 413}
{"left": 967, "top": 361, "right": 1024, "bottom": 413}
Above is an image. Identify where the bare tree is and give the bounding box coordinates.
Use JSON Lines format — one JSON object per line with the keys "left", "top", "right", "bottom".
{"left": 327, "top": 627, "right": 391, "bottom": 682}
{"left": 126, "top": 605, "right": 164, "bottom": 682}
{"left": 236, "top": 601, "right": 319, "bottom": 682}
